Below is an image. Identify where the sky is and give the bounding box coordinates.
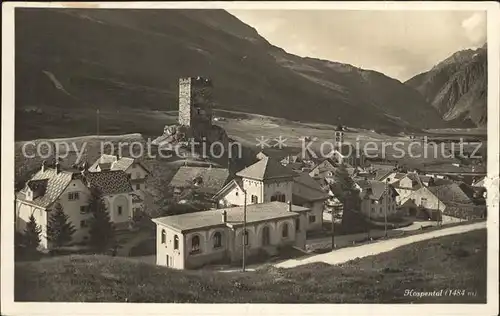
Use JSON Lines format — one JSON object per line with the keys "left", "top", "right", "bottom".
{"left": 228, "top": 10, "right": 487, "bottom": 81}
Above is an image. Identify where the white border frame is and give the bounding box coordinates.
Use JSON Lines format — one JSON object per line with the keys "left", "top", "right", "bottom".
{"left": 2, "top": 2, "right": 499, "bottom": 316}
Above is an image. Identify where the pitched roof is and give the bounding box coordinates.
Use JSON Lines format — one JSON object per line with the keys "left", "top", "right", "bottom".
{"left": 89, "top": 154, "right": 150, "bottom": 174}
{"left": 236, "top": 157, "right": 297, "bottom": 181}
{"left": 170, "top": 166, "right": 230, "bottom": 195}
{"left": 84, "top": 170, "right": 133, "bottom": 195}
{"left": 293, "top": 172, "right": 329, "bottom": 203}
{"left": 427, "top": 183, "right": 473, "bottom": 206}
{"left": 356, "top": 179, "right": 398, "bottom": 200}
{"left": 212, "top": 178, "right": 244, "bottom": 200}
{"left": 153, "top": 201, "right": 308, "bottom": 232}
{"left": 256, "top": 148, "right": 291, "bottom": 161}
{"left": 16, "top": 168, "right": 76, "bottom": 208}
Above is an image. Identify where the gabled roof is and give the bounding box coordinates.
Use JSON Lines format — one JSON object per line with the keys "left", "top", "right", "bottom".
{"left": 16, "top": 168, "right": 77, "bottom": 208}
{"left": 256, "top": 148, "right": 291, "bottom": 161}
{"left": 212, "top": 178, "right": 244, "bottom": 200}
{"left": 170, "top": 166, "right": 231, "bottom": 195}
{"left": 356, "top": 179, "right": 398, "bottom": 201}
{"left": 293, "top": 172, "right": 329, "bottom": 203}
{"left": 236, "top": 157, "right": 297, "bottom": 181}
{"left": 427, "top": 183, "right": 473, "bottom": 206}
{"left": 153, "top": 201, "right": 309, "bottom": 232}
{"left": 88, "top": 154, "right": 150, "bottom": 174}
{"left": 84, "top": 170, "right": 133, "bottom": 195}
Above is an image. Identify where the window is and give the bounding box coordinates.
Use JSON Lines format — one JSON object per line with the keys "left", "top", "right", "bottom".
{"left": 262, "top": 226, "right": 271, "bottom": 246}
{"left": 213, "top": 232, "right": 222, "bottom": 248}
{"left": 136, "top": 183, "right": 141, "bottom": 190}
{"left": 68, "top": 192, "right": 80, "bottom": 201}
{"left": 166, "top": 255, "right": 170, "bottom": 267}
{"left": 80, "top": 220, "right": 87, "bottom": 228}
{"left": 118, "top": 206, "right": 123, "bottom": 215}
{"left": 235, "top": 191, "right": 239, "bottom": 196}
{"left": 295, "top": 218, "right": 300, "bottom": 232}
{"left": 421, "top": 198, "right": 427, "bottom": 206}
{"left": 80, "top": 205, "right": 88, "bottom": 214}
{"left": 282, "top": 223, "right": 289, "bottom": 238}
{"left": 161, "top": 229, "right": 166, "bottom": 244}
{"left": 174, "top": 235, "right": 179, "bottom": 250}
{"left": 251, "top": 195, "right": 258, "bottom": 204}
{"left": 191, "top": 235, "right": 200, "bottom": 253}
{"left": 309, "top": 215, "right": 316, "bottom": 223}
{"left": 136, "top": 172, "right": 140, "bottom": 179}
{"left": 243, "top": 230, "right": 249, "bottom": 246}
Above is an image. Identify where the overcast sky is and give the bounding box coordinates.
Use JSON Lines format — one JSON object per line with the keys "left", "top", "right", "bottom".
{"left": 228, "top": 10, "right": 487, "bottom": 81}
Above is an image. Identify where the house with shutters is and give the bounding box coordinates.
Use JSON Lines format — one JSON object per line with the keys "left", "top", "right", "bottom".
{"left": 88, "top": 154, "right": 150, "bottom": 215}
{"left": 15, "top": 161, "right": 135, "bottom": 249}
{"left": 355, "top": 179, "right": 399, "bottom": 220}
{"left": 153, "top": 201, "right": 309, "bottom": 269}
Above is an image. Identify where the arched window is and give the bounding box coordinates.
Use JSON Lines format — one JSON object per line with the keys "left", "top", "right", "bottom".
{"left": 213, "top": 232, "right": 222, "bottom": 248}
{"left": 161, "top": 229, "right": 166, "bottom": 244}
{"left": 191, "top": 235, "right": 200, "bottom": 253}
{"left": 174, "top": 235, "right": 179, "bottom": 250}
{"left": 282, "top": 223, "right": 289, "bottom": 238}
{"left": 262, "top": 226, "right": 270, "bottom": 246}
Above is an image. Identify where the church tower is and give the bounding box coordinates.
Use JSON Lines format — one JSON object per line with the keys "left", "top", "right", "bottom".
{"left": 334, "top": 125, "right": 344, "bottom": 164}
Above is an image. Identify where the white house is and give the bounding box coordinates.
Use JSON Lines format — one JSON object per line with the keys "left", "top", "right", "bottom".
{"left": 152, "top": 201, "right": 309, "bottom": 270}
{"left": 15, "top": 161, "right": 135, "bottom": 249}
{"left": 355, "top": 179, "right": 399, "bottom": 220}
{"left": 88, "top": 154, "right": 150, "bottom": 215}
{"left": 214, "top": 157, "right": 296, "bottom": 207}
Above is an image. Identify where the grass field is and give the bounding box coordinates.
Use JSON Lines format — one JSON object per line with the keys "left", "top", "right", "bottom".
{"left": 15, "top": 229, "right": 486, "bottom": 303}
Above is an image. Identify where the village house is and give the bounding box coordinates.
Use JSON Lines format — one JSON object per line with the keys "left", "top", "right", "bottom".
{"left": 292, "top": 172, "right": 329, "bottom": 231}
{"left": 355, "top": 179, "right": 399, "bottom": 220}
{"left": 152, "top": 201, "right": 309, "bottom": 269}
{"left": 15, "top": 161, "right": 134, "bottom": 249}
{"left": 399, "top": 182, "right": 483, "bottom": 221}
{"left": 169, "top": 165, "right": 230, "bottom": 203}
{"left": 88, "top": 154, "right": 150, "bottom": 215}
{"left": 308, "top": 158, "right": 336, "bottom": 178}
{"left": 390, "top": 173, "right": 425, "bottom": 204}
{"left": 213, "top": 157, "right": 325, "bottom": 232}
{"left": 213, "top": 157, "right": 297, "bottom": 207}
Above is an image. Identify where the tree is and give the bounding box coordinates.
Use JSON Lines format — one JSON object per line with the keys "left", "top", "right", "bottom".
{"left": 332, "top": 163, "right": 360, "bottom": 212}
{"left": 47, "top": 202, "right": 76, "bottom": 248}
{"left": 88, "top": 187, "right": 115, "bottom": 252}
{"left": 24, "top": 214, "right": 42, "bottom": 251}
{"left": 331, "top": 163, "right": 365, "bottom": 233}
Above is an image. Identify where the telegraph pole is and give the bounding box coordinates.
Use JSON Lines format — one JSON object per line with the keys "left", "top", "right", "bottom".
{"left": 242, "top": 190, "right": 247, "bottom": 272}
{"left": 384, "top": 179, "right": 388, "bottom": 238}
{"left": 96, "top": 108, "right": 100, "bottom": 136}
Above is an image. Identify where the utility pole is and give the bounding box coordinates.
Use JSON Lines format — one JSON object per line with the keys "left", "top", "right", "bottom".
{"left": 384, "top": 179, "right": 388, "bottom": 238}
{"left": 242, "top": 190, "right": 247, "bottom": 272}
{"left": 96, "top": 108, "right": 100, "bottom": 136}
{"left": 331, "top": 202, "right": 342, "bottom": 250}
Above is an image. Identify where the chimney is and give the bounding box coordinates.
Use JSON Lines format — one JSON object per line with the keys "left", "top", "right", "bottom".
{"left": 55, "top": 161, "right": 61, "bottom": 174}
{"left": 41, "top": 160, "right": 46, "bottom": 172}
{"left": 221, "top": 210, "right": 227, "bottom": 223}
{"left": 288, "top": 200, "right": 292, "bottom": 212}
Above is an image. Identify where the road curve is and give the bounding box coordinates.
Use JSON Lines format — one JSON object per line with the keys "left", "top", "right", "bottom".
{"left": 275, "top": 221, "right": 486, "bottom": 269}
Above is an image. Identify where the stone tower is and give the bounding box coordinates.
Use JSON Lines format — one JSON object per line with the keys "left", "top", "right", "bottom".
{"left": 178, "top": 77, "right": 213, "bottom": 128}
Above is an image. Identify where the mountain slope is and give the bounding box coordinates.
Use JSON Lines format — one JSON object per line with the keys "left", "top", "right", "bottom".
{"left": 405, "top": 45, "right": 487, "bottom": 126}
{"left": 15, "top": 8, "right": 447, "bottom": 138}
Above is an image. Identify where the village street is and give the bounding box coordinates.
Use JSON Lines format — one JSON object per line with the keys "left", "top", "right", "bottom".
{"left": 274, "top": 221, "right": 486, "bottom": 268}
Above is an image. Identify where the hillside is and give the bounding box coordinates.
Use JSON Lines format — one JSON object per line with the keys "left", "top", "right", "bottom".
{"left": 15, "top": 229, "right": 486, "bottom": 303}
{"left": 405, "top": 44, "right": 487, "bottom": 127}
{"left": 15, "top": 8, "right": 448, "bottom": 140}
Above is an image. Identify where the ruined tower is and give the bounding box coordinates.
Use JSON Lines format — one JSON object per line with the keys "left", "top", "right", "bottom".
{"left": 178, "top": 77, "right": 213, "bottom": 128}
